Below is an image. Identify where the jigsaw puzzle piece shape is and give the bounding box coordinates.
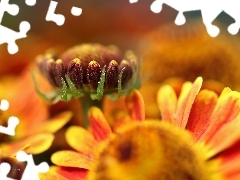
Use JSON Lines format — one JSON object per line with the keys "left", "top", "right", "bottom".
{"left": 0, "top": 162, "right": 17, "bottom": 180}
{"left": 0, "top": 0, "right": 19, "bottom": 17}
{"left": 0, "top": 21, "right": 30, "bottom": 54}
{"left": 25, "top": 0, "right": 37, "bottom": 6}
{"left": 16, "top": 151, "right": 49, "bottom": 180}
{"left": 46, "top": 0, "right": 65, "bottom": 26}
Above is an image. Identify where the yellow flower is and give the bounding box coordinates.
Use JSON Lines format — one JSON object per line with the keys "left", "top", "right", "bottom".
{"left": 157, "top": 77, "right": 240, "bottom": 179}
{"left": 88, "top": 121, "right": 221, "bottom": 180}
{"left": 87, "top": 77, "right": 240, "bottom": 180}
{"left": 40, "top": 90, "right": 145, "bottom": 180}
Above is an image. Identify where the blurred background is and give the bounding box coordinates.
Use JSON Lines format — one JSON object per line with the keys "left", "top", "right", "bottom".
{"left": 1, "top": 0, "right": 238, "bottom": 75}
{"left": 1, "top": 0, "right": 240, "bottom": 166}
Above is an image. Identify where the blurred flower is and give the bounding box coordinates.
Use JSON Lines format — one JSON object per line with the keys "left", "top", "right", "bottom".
{"left": 138, "top": 22, "right": 240, "bottom": 118}
{"left": 35, "top": 43, "right": 140, "bottom": 102}
{"left": 0, "top": 64, "right": 72, "bottom": 157}
{"left": 40, "top": 90, "right": 145, "bottom": 180}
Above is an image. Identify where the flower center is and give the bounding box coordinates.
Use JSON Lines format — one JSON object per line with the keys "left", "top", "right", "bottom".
{"left": 88, "top": 121, "right": 222, "bottom": 180}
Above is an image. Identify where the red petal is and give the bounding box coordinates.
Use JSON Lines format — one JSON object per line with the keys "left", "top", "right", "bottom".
{"left": 186, "top": 90, "right": 218, "bottom": 140}
{"left": 39, "top": 167, "right": 69, "bottom": 180}
{"left": 205, "top": 118, "right": 240, "bottom": 157}
{"left": 176, "top": 77, "right": 202, "bottom": 128}
{"left": 200, "top": 91, "right": 240, "bottom": 144}
{"left": 216, "top": 140, "right": 240, "bottom": 180}
{"left": 125, "top": 90, "right": 145, "bottom": 121}
{"left": 56, "top": 166, "right": 88, "bottom": 180}
{"left": 88, "top": 107, "right": 112, "bottom": 142}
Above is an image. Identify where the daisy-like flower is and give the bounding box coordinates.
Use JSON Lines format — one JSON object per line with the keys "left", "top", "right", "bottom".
{"left": 40, "top": 90, "right": 144, "bottom": 180}
{"left": 87, "top": 78, "right": 240, "bottom": 180}
{"left": 156, "top": 77, "right": 240, "bottom": 179}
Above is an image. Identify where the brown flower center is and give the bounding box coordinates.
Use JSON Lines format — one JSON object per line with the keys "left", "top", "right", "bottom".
{"left": 36, "top": 43, "right": 137, "bottom": 92}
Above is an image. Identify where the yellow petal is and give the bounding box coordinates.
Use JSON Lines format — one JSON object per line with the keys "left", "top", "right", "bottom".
{"left": 30, "top": 111, "right": 73, "bottom": 135}
{"left": 88, "top": 107, "right": 112, "bottom": 142}
{"left": 66, "top": 126, "right": 97, "bottom": 155}
{"left": 51, "top": 150, "right": 93, "bottom": 170}
{"left": 157, "top": 85, "right": 177, "bottom": 123}
{"left": 1, "top": 132, "right": 54, "bottom": 156}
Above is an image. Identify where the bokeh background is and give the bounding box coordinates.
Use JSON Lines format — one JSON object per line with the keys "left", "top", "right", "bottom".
{"left": 1, "top": 0, "right": 238, "bottom": 75}
{"left": 1, "top": 0, "right": 240, "bottom": 166}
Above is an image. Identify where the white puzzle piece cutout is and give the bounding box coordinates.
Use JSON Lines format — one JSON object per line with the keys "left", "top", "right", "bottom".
{"left": 131, "top": 0, "right": 240, "bottom": 37}
{"left": 0, "top": 100, "right": 19, "bottom": 136}
{"left": 0, "top": 0, "right": 35, "bottom": 54}
{"left": 46, "top": 0, "right": 82, "bottom": 25}
{"left": 0, "top": 163, "right": 17, "bottom": 180}
{"left": 16, "top": 151, "right": 49, "bottom": 180}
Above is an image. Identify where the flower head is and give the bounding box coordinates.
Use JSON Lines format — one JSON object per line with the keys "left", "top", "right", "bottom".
{"left": 157, "top": 77, "right": 240, "bottom": 179}
{"left": 35, "top": 43, "right": 140, "bottom": 102}
{"left": 41, "top": 77, "right": 240, "bottom": 180}
{"left": 40, "top": 90, "right": 145, "bottom": 180}
{"left": 87, "top": 121, "right": 221, "bottom": 180}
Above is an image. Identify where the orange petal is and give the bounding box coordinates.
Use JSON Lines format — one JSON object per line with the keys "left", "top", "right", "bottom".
{"left": 176, "top": 77, "right": 202, "bottom": 128}
{"left": 51, "top": 150, "right": 93, "bottom": 170}
{"left": 1, "top": 133, "right": 54, "bottom": 156}
{"left": 186, "top": 90, "right": 218, "bottom": 140}
{"left": 125, "top": 90, "right": 145, "bottom": 121}
{"left": 66, "top": 126, "right": 97, "bottom": 155}
{"left": 110, "top": 109, "right": 133, "bottom": 131}
{"left": 29, "top": 111, "right": 73, "bottom": 135}
{"left": 200, "top": 91, "right": 240, "bottom": 143}
{"left": 56, "top": 166, "right": 88, "bottom": 180}
{"left": 88, "top": 107, "right": 112, "bottom": 142}
{"left": 39, "top": 167, "right": 69, "bottom": 180}
{"left": 205, "top": 118, "right": 240, "bottom": 157}
{"left": 157, "top": 85, "right": 177, "bottom": 123}
{"left": 217, "top": 140, "right": 240, "bottom": 180}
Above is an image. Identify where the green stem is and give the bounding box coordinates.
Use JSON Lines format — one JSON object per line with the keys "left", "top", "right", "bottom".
{"left": 80, "top": 94, "right": 103, "bottom": 128}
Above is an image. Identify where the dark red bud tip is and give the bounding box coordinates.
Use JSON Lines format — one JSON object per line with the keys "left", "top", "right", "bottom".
{"left": 44, "top": 58, "right": 57, "bottom": 87}
{"left": 105, "top": 60, "right": 119, "bottom": 89}
{"left": 67, "top": 58, "right": 83, "bottom": 89}
{"left": 87, "top": 60, "right": 102, "bottom": 90}
{"left": 53, "top": 59, "right": 65, "bottom": 87}
{"left": 119, "top": 60, "right": 133, "bottom": 87}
